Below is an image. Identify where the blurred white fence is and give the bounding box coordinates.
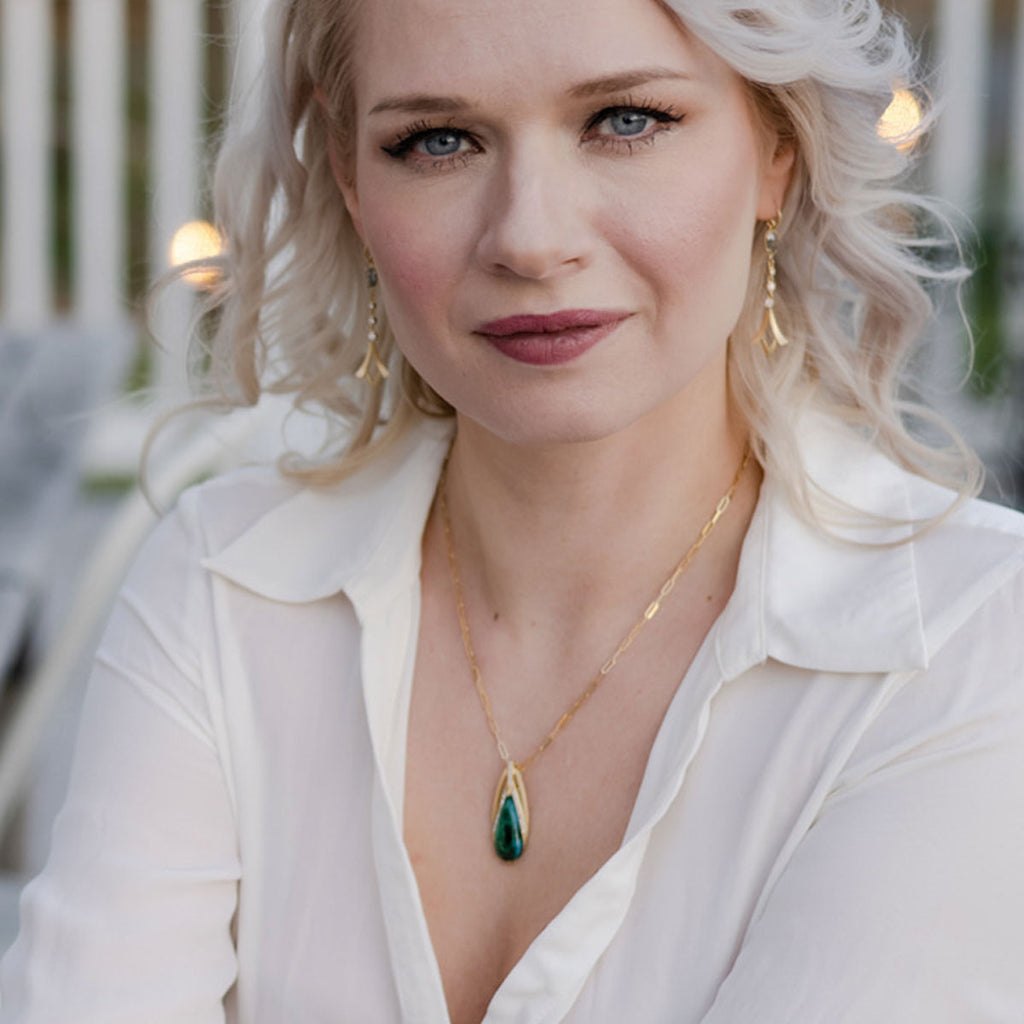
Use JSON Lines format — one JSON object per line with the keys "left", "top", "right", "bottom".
{"left": 0, "top": 0, "right": 269, "bottom": 399}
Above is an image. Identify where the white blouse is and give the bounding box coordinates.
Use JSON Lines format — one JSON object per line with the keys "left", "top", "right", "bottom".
{"left": 2, "top": 414, "right": 1024, "bottom": 1023}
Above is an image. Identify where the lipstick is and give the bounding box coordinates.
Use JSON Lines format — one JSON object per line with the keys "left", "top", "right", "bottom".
{"left": 475, "top": 309, "right": 630, "bottom": 366}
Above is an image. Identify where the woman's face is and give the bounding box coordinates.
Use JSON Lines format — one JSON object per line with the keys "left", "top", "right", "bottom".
{"left": 338, "top": 0, "right": 792, "bottom": 446}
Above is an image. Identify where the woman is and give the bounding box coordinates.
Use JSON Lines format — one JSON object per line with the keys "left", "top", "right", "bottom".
{"left": 3, "top": 0, "right": 1023, "bottom": 1020}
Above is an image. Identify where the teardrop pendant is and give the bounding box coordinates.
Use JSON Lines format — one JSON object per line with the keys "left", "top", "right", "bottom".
{"left": 491, "top": 761, "right": 530, "bottom": 861}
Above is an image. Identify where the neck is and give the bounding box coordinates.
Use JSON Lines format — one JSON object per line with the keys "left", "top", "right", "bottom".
{"left": 433, "top": 380, "right": 758, "bottom": 645}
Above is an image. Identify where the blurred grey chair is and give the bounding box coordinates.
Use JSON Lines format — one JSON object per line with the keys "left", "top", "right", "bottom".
{"left": 0, "top": 326, "right": 130, "bottom": 683}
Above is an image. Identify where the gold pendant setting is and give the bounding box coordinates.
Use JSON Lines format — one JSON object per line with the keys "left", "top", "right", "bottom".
{"left": 491, "top": 761, "right": 529, "bottom": 861}
{"left": 755, "top": 305, "right": 791, "bottom": 355}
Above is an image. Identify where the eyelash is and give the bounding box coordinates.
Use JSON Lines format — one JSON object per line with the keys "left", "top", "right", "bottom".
{"left": 583, "top": 99, "right": 682, "bottom": 149}
{"left": 379, "top": 99, "right": 683, "bottom": 170}
{"left": 381, "top": 119, "right": 467, "bottom": 163}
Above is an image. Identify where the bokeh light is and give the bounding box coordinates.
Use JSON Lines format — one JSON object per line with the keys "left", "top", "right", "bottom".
{"left": 877, "top": 89, "right": 924, "bottom": 152}
{"left": 169, "top": 220, "right": 224, "bottom": 288}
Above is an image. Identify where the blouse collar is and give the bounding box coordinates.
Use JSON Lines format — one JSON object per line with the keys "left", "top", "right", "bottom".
{"left": 202, "top": 411, "right": 1019, "bottom": 677}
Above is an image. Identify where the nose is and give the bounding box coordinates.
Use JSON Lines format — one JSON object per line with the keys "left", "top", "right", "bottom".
{"left": 475, "top": 138, "right": 591, "bottom": 280}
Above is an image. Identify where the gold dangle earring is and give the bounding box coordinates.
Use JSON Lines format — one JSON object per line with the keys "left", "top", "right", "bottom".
{"left": 355, "top": 251, "right": 390, "bottom": 383}
{"left": 753, "top": 213, "right": 791, "bottom": 356}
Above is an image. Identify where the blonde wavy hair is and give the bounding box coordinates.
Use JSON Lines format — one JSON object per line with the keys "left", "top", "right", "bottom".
{"left": 180, "top": 0, "right": 981, "bottom": 515}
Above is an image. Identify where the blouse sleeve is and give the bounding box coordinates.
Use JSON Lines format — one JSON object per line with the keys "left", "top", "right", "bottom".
{"left": 0, "top": 494, "right": 241, "bottom": 1022}
{"left": 700, "top": 570, "right": 1024, "bottom": 1023}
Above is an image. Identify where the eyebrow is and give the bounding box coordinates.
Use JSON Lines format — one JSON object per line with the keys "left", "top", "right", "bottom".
{"left": 567, "top": 67, "right": 693, "bottom": 99}
{"left": 367, "top": 67, "right": 693, "bottom": 117}
{"left": 368, "top": 94, "right": 469, "bottom": 116}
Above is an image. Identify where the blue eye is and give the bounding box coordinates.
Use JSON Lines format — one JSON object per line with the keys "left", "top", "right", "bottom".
{"left": 420, "top": 130, "right": 464, "bottom": 156}
{"left": 583, "top": 103, "right": 682, "bottom": 147}
{"left": 605, "top": 110, "right": 652, "bottom": 137}
{"left": 381, "top": 123, "right": 476, "bottom": 163}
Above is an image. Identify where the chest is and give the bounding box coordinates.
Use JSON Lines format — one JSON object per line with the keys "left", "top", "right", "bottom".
{"left": 402, "top": 585, "right": 716, "bottom": 1024}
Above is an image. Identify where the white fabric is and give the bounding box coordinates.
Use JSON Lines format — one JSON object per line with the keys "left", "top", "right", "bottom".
{"left": 3, "top": 414, "right": 1024, "bottom": 1023}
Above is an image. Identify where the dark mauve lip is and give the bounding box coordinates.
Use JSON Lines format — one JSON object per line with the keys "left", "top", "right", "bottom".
{"left": 475, "top": 309, "right": 630, "bottom": 336}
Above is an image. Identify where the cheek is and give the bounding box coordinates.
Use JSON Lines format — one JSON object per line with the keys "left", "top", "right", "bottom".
{"left": 379, "top": 246, "right": 438, "bottom": 317}
{"left": 615, "top": 144, "right": 760, "bottom": 329}
{"left": 360, "top": 203, "right": 454, "bottom": 328}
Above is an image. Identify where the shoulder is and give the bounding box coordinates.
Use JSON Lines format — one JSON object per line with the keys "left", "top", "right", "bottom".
{"left": 902, "top": 478, "right": 1024, "bottom": 659}
{"left": 119, "top": 465, "right": 302, "bottom": 604}
{"left": 153, "top": 420, "right": 453, "bottom": 605}
{"left": 750, "top": 411, "right": 1024, "bottom": 676}
{"left": 803, "top": 409, "right": 1024, "bottom": 636}
{"left": 168, "top": 464, "right": 306, "bottom": 557}
{"left": 836, "top": 491, "right": 1024, "bottom": 811}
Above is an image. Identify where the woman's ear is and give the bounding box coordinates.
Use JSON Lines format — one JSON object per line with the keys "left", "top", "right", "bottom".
{"left": 314, "top": 85, "right": 365, "bottom": 241}
{"left": 757, "top": 140, "right": 796, "bottom": 221}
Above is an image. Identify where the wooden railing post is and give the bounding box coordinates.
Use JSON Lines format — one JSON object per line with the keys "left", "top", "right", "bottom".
{"left": 931, "top": 0, "right": 995, "bottom": 216}
{"left": 71, "top": 0, "right": 126, "bottom": 331}
{"left": 149, "top": 0, "right": 203, "bottom": 399}
{"left": 1, "top": 0, "right": 52, "bottom": 331}
{"left": 1007, "top": 0, "right": 1024, "bottom": 359}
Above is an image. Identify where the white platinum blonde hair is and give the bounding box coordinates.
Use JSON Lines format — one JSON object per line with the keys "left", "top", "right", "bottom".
{"left": 183, "top": 0, "right": 982, "bottom": 516}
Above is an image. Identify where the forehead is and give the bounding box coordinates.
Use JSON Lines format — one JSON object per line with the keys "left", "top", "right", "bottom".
{"left": 351, "top": 0, "right": 736, "bottom": 107}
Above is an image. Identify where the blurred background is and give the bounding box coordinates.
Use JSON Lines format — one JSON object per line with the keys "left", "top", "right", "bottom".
{"left": 0, "top": 0, "right": 1022, "bottom": 949}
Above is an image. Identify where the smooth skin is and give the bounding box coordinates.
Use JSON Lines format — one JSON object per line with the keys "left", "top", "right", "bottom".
{"left": 334, "top": 0, "right": 793, "bottom": 1020}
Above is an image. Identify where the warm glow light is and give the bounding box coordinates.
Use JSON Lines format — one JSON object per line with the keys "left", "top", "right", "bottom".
{"left": 878, "top": 89, "right": 924, "bottom": 152}
{"left": 169, "top": 220, "right": 224, "bottom": 288}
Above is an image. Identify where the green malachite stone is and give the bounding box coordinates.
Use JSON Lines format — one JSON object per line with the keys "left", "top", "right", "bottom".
{"left": 494, "top": 795, "right": 525, "bottom": 861}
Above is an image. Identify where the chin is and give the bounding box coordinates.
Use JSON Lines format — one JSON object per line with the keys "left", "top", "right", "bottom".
{"left": 461, "top": 412, "right": 623, "bottom": 449}
{"left": 414, "top": 347, "right": 724, "bottom": 450}
{"left": 453, "top": 387, "right": 668, "bottom": 450}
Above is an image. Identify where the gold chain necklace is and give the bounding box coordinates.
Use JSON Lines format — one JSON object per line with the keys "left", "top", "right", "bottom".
{"left": 439, "top": 444, "right": 751, "bottom": 862}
